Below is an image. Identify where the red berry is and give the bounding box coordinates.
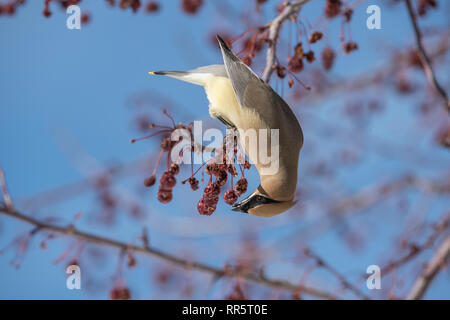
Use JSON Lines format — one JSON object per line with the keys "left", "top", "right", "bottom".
{"left": 110, "top": 286, "right": 131, "bottom": 300}
{"left": 182, "top": 0, "right": 203, "bottom": 14}
{"left": 321, "top": 47, "right": 335, "bottom": 71}
{"left": 204, "top": 182, "right": 220, "bottom": 198}
{"left": 227, "top": 164, "right": 237, "bottom": 177}
{"left": 234, "top": 178, "right": 248, "bottom": 196}
{"left": 160, "top": 171, "right": 176, "bottom": 189}
{"left": 203, "top": 194, "right": 219, "bottom": 207}
{"left": 217, "top": 170, "right": 228, "bottom": 186}
{"left": 157, "top": 188, "right": 173, "bottom": 204}
{"left": 224, "top": 190, "right": 238, "bottom": 205}
{"left": 146, "top": 1, "right": 159, "bottom": 12}
{"left": 343, "top": 41, "right": 358, "bottom": 54}
{"left": 144, "top": 175, "right": 156, "bottom": 187}
{"left": 309, "top": 31, "right": 323, "bottom": 44}
{"left": 305, "top": 51, "right": 315, "bottom": 63}
{"left": 197, "top": 198, "right": 215, "bottom": 215}
{"left": 288, "top": 56, "right": 304, "bottom": 73}
{"left": 324, "top": 0, "right": 342, "bottom": 18}
{"left": 188, "top": 177, "right": 199, "bottom": 191}
{"left": 242, "top": 56, "right": 252, "bottom": 66}
{"left": 170, "top": 163, "right": 180, "bottom": 175}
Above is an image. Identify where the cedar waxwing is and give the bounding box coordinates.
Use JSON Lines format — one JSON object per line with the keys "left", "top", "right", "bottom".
{"left": 149, "top": 35, "right": 303, "bottom": 217}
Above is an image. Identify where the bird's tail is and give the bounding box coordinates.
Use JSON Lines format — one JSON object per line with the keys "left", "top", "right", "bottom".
{"left": 149, "top": 70, "right": 207, "bottom": 86}
{"left": 149, "top": 70, "right": 187, "bottom": 76}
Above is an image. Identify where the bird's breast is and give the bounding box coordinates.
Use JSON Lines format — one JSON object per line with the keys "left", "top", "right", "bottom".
{"left": 204, "top": 77, "right": 242, "bottom": 128}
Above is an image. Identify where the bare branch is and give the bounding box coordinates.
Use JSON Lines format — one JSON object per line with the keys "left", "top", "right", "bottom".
{"left": 407, "top": 236, "right": 450, "bottom": 300}
{"left": 0, "top": 205, "right": 337, "bottom": 300}
{"left": 380, "top": 213, "right": 449, "bottom": 276}
{"left": 303, "top": 248, "right": 370, "bottom": 299}
{"left": 290, "top": 175, "right": 450, "bottom": 245}
{"left": 332, "top": 175, "right": 450, "bottom": 216}
{"left": 262, "top": 0, "right": 311, "bottom": 83}
{"left": 405, "top": 0, "right": 450, "bottom": 113}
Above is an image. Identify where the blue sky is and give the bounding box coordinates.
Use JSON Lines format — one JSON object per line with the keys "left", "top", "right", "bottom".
{"left": 0, "top": 0, "right": 449, "bottom": 299}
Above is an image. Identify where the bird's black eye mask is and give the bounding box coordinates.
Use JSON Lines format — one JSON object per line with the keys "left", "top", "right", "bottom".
{"left": 231, "top": 194, "right": 279, "bottom": 213}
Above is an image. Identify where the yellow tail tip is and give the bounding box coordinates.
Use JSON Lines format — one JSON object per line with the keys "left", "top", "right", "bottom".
{"left": 148, "top": 71, "right": 155, "bottom": 75}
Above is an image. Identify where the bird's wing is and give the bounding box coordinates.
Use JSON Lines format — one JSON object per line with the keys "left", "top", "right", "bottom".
{"left": 216, "top": 35, "right": 261, "bottom": 109}
{"left": 216, "top": 35, "right": 299, "bottom": 130}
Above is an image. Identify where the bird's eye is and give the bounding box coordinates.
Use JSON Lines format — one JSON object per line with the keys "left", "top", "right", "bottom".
{"left": 255, "top": 195, "right": 264, "bottom": 202}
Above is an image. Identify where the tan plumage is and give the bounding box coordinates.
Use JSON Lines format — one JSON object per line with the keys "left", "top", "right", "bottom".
{"left": 149, "top": 35, "right": 303, "bottom": 217}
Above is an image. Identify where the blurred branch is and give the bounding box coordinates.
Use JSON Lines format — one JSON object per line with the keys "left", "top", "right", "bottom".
{"left": 295, "top": 33, "right": 449, "bottom": 105}
{"left": 262, "top": 0, "right": 311, "bottom": 82}
{"left": 380, "top": 213, "right": 449, "bottom": 276}
{"left": 302, "top": 110, "right": 448, "bottom": 169}
{"left": 19, "top": 157, "right": 149, "bottom": 210}
{"left": 291, "top": 175, "right": 450, "bottom": 243}
{"left": 0, "top": 205, "right": 337, "bottom": 300}
{"left": 405, "top": 0, "right": 450, "bottom": 113}
{"left": 302, "top": 248, "right": 370, "bottom": 299}
{"left": 331, "top": 175, "right": 450, "bottom": 215}
{"left": 407, "top": 236, "right": 450, "bottom": 299}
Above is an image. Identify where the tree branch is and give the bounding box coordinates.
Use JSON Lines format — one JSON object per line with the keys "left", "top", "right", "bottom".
{"left": 303, "top": 248, "right": 370, "bottom": 299}
{"left": 405, "top": 0, "right": 450, "bottom": 113}
{"left": 380, "top": 213, "right": 449, "bottom": 277}
{"left": 262, "top": 0, "right": 311, "bottom": 83}
{"left": 0, "top": 205, "right": 337, "bottom": 300}
{"left": 406, "top": 236, "right": 450, "bottom": 300}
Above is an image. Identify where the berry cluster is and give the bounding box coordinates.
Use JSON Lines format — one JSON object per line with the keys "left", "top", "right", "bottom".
{"left": 198, "top": 181, "right": 220, "bottom": 215}
{"left": 231, "top": 26, "right": 269, "bottom": 67}
{"left": 0, "top": 0, "right": 206, "bottom": 19}
{"left": 322, "top": 0, "right": 358, "bottom": 58}
{"left": 119, "top": 0, "right": 141, "bottom": 12}
{"left": 133, "top": 110, "right": 252, "bottom": 216}
{"left": 157, "top": 165, "right": 178, "bottom": 204}
{"left": 0, "top": 1, "right": 21, "bottom": 16}
{"left": 281, "top": 30, "right": 323, "bottom": 88}
{"left": 195, "top": 160, "right": 249, "bottom": 216}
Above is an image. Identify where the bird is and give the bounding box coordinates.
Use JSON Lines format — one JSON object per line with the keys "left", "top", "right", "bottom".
{"left": 148, "top": 35, "right": 303, "bottom": 217}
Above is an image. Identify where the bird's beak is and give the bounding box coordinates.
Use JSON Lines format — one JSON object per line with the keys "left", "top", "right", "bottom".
{"left": 231, "top": 196, "right": 252, "bottom": 213}
{"left": 231, "top": 203, "right": 243, "bottom": 212}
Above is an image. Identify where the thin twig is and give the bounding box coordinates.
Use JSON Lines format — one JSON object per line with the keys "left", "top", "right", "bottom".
{"left": 380, "top": 213, "right": 449, "bottom": 276}
{"left": 331, "top": 175, "right": 450, "bottom": 216}
{"left": 407, "top": 236, "right": 450, "bottom": 300}
{"left": 262, "top": 0, "right": 311, "bottom": 83}
{"left": 0, "top": 205, "right": 337, "bottom": 300}
{"left": 405, "top": 0, "right": 450, "bottom": 113}
{"left": 303, "top": 248, "right": 370, "bottom": 299}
